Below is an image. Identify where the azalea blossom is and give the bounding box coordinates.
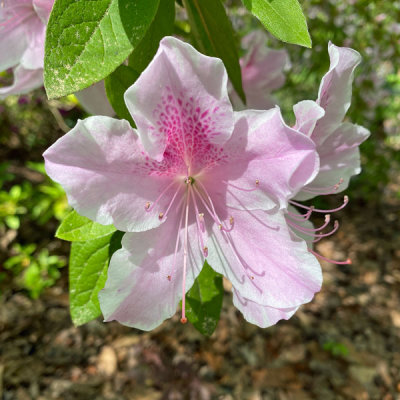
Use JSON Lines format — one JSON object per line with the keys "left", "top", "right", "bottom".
{"left": 229, "top": 30, "right": 289, "bottom": 110}
{"left": 0, "top": 0, "right": 53, "bottom": 98}
{"left": 285, "top": 43, "right": 370, "bottom": 261}
{"left": 0, "top": 0, "right": 114, "bottom": 116}
{"left": 44, "top": 36, "right": 323, "bottom": 330}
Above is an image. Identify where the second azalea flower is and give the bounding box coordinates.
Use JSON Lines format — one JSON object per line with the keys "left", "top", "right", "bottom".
{"left": 44, "top": 37, "right": 322, "bottom": 330}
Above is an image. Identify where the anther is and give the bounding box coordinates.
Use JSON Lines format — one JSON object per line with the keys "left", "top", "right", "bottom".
{"left": 145, "top": 202, "right": 150, "bottom": 210}
{"left": 255, "top": 179, "right": 260, "bottom": 186}
{"left": 167, "top": 275, "right": 171, "bottom": 281}
{"left": 218, "top": 224, "right": 222, "bottom": 230}
{"left": 158, "top": 212, "right": 164, "bottom": 220}
{"left": 180, "top": 317, "right": 188, "bottom": 324}
{"left": 203, "top": 246, "right": 208, "bottom": 257}
{"left": 251, "top": 276, "right": 254, "bottom": 280}
{"left": 229, "top": 216, "right": 234, "bottom": 225}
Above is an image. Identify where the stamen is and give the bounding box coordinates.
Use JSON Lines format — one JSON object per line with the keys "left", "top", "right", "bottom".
{"left": 229, "top": 216, "right": 234, "bottom": 226}
{"left": 145, "top": 180, "right": 177, "bottom": 213}
{"left": 302, "top": 178, "right": 344, "bottom": 196}
{"left": 168, "top": 195, "right": 186, "bottom": 283}
{"left": 291, "top": 214, "right": 331, "bottom": 233}
{"left": 309, "top": 248, "right": 352, "bottom": 265}
{"left": 191, "top": 191, "right": 207, "bottom": 258}
{"left": 181, "top": 183, "right": 191, "bottom": 324}
{"left": 222, "top": 180, "right": 259, "bottom": 192}
{"left": 158, "top": 212, "right": 164, "bottom": 220}
{"left": 194, "top": 182, "right": 234, "bottom": 232}
{"left": 290, "top": 196, "right": 348, "bottom": 214}
{"left": 287, "top": 207, "right": 314, "bottom": 221}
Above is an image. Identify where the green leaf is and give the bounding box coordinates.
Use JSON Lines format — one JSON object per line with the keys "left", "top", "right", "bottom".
{"left": 44, "top": 0, "right": 160, "bottom": 99}
{"left": 242, "top": 0, "right": 311, "bottom": 48}
{"left": 105, "top": 0, "right": 174, "bottom": 124}
{"left": 69, "top": 230, "right": 123, "bottom": 326}
{"left": 186, "top": 261, "right": 223, "bottom": 336}
{"left": 183, "top": 0, "right": 246, "bottom": 103}
{"left": 56, "top": 210, "right": 116, "bottom": 242}
{"left": 104, "top": 65, "right": 139, "bottom": 126}
{"left": 128, "top": 0, "right": 175, "bottom": 75}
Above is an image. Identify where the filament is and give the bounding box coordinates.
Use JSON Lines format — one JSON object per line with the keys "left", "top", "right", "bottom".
{"left": 309, "top": 248, "right": 351, "bottom": 265}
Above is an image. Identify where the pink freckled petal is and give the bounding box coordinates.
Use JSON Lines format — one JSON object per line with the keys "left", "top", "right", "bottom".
{"left": 124, "top": 36, "right": 234, "bottom": 162}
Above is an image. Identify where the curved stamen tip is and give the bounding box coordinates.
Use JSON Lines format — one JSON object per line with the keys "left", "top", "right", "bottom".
{"left": 145, "top": 202, "right": 151, "bottom": 210}
{"left": 158, "top": 212, "right": 164, "bottom": 220}
{"left": 346, "top": 258, "right": 352, "bottom": 265}
{"left": 180, "top": 317, "right": 188, "bottom": 324}
{"left": 203, "top": 246, "right": 208, "bottom": 257}
{"left": 325, "top": 214, "right": 331, "bottom": 223}
{"left": 344, "top": 195, "right": 349, "bottom": 203}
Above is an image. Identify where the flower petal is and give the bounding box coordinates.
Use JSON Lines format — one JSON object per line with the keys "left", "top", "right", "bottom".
{"left": 206, "top": 208, "right": 322, "bottom": 308}
{"left": 19, "top": 16, "right": 46, "bottom": 69}
{"left": 293, "top": 100, "right": 325, "bottom": 138}
{"left": 124, "top": 36, "right": 234, "bottom": 161}
{"left": 43, "top": 116, "right": 183, "bottom": 232}
{"left": 296, "top": 122, "right": 370, "bottom": 200}
{"left": 0, "top": 65, "right": 43, "bottom": 99}
{"left": 75, "top": 80, "right": 115, "bottom": 116}
{"left": 0, "top": 1, "right": 33, "bottom": 71}
{"left": 233, "top": 288, "right": 299, "bottom": 328}
{"left": 230, "top": 31, "right": 288, "bottom": 110}
{"left": 206, "top": 107, "right": 319, "bottom": 211}
{"left": 99, "top": 215, "right": 203, "bottom": 331}
{"left": 32, "top": 0, "right": 54, "bottom": 23}
{"left": 313, "top": 42, "right": 361, "bottom": 142}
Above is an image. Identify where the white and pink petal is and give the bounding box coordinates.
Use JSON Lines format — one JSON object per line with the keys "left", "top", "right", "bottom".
{"left": 206, "top": 208, "right": 322, "bottom": 309}
{"left": 208, "top": 108, "right": 319, "bottom": 211}
{"left": 43, "top": 116, "right": 183, "bottom": 232}
{"left": 99, "top": 214, "right": 203, "bottom": 331}
{"left": 233, "top": 289, "right": 299, "bottom": 328}
{"left": 0, "top": 65, "right": 43, "bottom": 99}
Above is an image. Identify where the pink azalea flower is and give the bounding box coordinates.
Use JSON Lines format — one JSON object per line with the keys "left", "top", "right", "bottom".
{"left": 0, "top": 0, "right": 114, "bottom": 116}
{"left": 43, "top": 37, "right": 322, "bottom": 330}
{"left": 229, "top": 30, "right": 289, "bottom": 110}
{"left": 286, "top": 43, "right": 370, "bottom": 263}
{"left": 0, "top": 0, "right": 53, "bottom": 98}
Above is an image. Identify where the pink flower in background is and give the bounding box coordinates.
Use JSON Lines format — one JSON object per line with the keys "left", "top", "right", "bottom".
{"left": 0, "top": 0, "right": 53, "bottom": 98}
{"left": 285, "top": 43, "right": 370, "bottom": 262}
{"left": 44, "top": 37, "right": 322, "bottom": 330}
{"left": 0, "top": 0, "right": 114, "bottom": 116}
{"left": 229, "top": 30, "right": 289, "bottom": 110}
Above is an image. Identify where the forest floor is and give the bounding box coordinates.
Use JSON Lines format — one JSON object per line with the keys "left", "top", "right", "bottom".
{"left": 1, "top": 177, "right": 400, "bottom": 400}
